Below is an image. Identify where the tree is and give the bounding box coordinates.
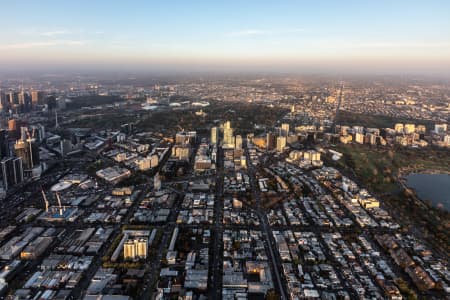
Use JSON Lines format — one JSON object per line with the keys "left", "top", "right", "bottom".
{"left": 266, "top": 289, "right": 280, "bottom": 300}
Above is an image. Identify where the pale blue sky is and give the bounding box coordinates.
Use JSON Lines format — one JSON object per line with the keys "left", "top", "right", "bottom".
{"left": 1, "top": 0, "right": 449, "bottom": 73}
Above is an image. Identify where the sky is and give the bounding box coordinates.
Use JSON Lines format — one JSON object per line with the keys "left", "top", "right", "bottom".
{"left": 1, "top": 0, "right": 450, "bottom": 75}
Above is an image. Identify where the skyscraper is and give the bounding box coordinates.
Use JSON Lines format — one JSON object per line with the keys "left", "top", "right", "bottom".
{"left": 30, "top": 125, "right": 46, "bottom": 142}
{"left": 223, "top": 121, "right": 234, "bottom": 147}
{"left": 211, "top": 127, "right": 218, "bottom": 144}
{"left": 0, "top": 130, "right": 8, "bottom": 159}
{"left": 1, "top": 157, "right": 23, "bottom": 190}
{"left": 31, "top": 91, "right": 45, "bottom": 105}
{"left": 8, "top": 119, "right": 17, "bottom": 132}
{"left": 0, "top": 92, "right": 6, "bottom": 112}
{"left": 266, "top": 132, "right": 276, "bottom": 151}
{"left": 276, "top": 136, "right": 286, "bottom": 152}
{"left": 18, "top": 91, "right": 26, "bottom": 106}
{"left": 7, "top": 92, "right": 19, "bottom": 108}
{"left": 14, "top": 140, "right": 29, "bottom": 168}
{"left": 281, "top": 123, "right": 290, "bottom": 137}
{"left": 14, "top": 139, "right": 39, "bottom": 170}
{"left": 235, "top": 135, "right": 243, "bottom": 149}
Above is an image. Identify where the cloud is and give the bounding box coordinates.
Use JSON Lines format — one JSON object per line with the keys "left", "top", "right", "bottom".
{"left": 40, "top": 30, "right": 71, "bottom": 37}
{"left": 227, "top": 28, "right": 307, "bottom": 37}
{"left": 0, "top": 40, "right": 86, "bottom": 50}
{"left": 353, "top": 42, "right": 450, "bottom": 48}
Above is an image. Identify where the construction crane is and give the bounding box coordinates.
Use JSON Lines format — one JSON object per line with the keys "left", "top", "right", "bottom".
{"left": 41, "top": 188, "right": 49, "bottom": 212}
{"left": 25, "top": 128, "right": 36, "bottom": 168}
{"left": 55, "top": 192, "right": 64, "bottom": 216}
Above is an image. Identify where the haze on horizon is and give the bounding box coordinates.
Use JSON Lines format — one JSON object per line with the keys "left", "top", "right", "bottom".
{"left": 1, "top": 0, "right": 450, "bottom": 76}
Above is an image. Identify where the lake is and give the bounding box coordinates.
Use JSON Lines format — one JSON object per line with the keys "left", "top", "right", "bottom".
{"left": 405, "top": 173, "right": 450, "bottom": 212}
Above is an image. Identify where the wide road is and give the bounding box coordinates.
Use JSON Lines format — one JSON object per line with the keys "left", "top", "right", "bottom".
{"left": 245, "top": 141, "right": 287, "bottom": 300}
{"left": 209, "top": 145, "right": 224, "bottom": 299}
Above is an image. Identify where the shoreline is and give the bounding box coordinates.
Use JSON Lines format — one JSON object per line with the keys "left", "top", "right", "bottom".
{"left": 397, "top": 169, "right": 450, "bottom": 213}
{"left": 398, "top": 167, "right": 450, "bottom": 179}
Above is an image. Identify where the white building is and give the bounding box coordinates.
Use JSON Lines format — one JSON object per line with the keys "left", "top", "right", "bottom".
{"left": 435, "top": 123, "right": 448, "bottom": 134}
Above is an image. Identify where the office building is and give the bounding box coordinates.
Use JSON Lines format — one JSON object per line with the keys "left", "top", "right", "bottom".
{"left": 1, "top": 157, "right": 23, "bottom": 190}
{"left": 276, "top": 136, "right": 286, "bottom": 152}
{"left": 355, "top": 133, "right": 365, "bottom": 144}
{"left": 394, "top": 123, "right": 404, "bottom": 134}
{"left": 176, "top": 132, "right": 190, "bottom": 144}
{"left": 444, "top": 135, "right": 450, "bottom": 145}
{"left": 120, "top": 123, "right": 134, "bottom": 135}
{"left": 339, "top": 126, "right": 350, "bottom": 136}
{"left": 211, "top": 127, "right": 218, "bottom": 144}
{"left": 8, "top": 120, "right": 17, "bottom": 132}
{"left": 404, "top": 124, "right": 415, "bottom": 134}
{"left": 7, "top": 92, "right": 18, "bottom": 108}
{"left": 353, "top": 126, "right": 364, "bottom": 134}
{"left": 176, "top": 131, "right": 197, "bottom": 145}
{"left": 31, "top": 91, "right": 45, "bottom": 105}
{"left": 223, "top": 121, "right": 234, "bottom": 147}
{"left": 416, "top": 125, "right": 426, "bottom": 134}
{"left": 435, "top": 123, "right": 448, "bottom": 134}
{"left": 281, "top": 123, "right": 290, "bottom": 137}
{"left": 365, "top": 133, "right": 377, "bottom": 145}
{"left": 0, "top": 92, "right": 6, "bottom": 111}
{"left": 14, "top": 139, "right": 39, "bottom": 170}
{"left": 266, "top": 133, "right": 276, "bottom": 150}
{"left": 123, "top": 238, "right": 148, "bottom": 260}
{"left": 286, "top": 134, "right": 298, "bottom": 145}
{"left": 0, "top": 130, "right": 8, "bottom": 159}
{"left": 302, "top": 150, "right": 321, "bottom": 162}
{"left": 235, "top": 135, "right": 243, "bottom": 149}
{"left": 172, "top": 145, "right": 191, "bottom": 160}
{"left": 123, "top": 240, "right": 136, "bottom": 260}
{"left": 18, "top": 91, "right": 26, "bottom": 106}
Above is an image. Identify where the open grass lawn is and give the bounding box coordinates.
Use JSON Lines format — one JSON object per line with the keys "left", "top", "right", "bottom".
{"left": 329, "top": 144, "right": 450, "bottom": 193}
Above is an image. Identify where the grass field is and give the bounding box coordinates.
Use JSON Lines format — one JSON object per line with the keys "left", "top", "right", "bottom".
{"left": 328, "top": 144, "right": 450, "bottom": 193}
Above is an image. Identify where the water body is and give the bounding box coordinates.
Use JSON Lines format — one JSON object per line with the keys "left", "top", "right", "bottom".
{"left": 405, "top": 173, "right": 450, "bottom": 212}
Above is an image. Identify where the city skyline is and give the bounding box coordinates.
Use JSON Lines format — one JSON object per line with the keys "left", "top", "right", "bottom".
{"left": 1, "top": 0, "right": 450, "bottom": 75}
{"left": 0, "top": 2, "right": 449, "bottom": 299}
